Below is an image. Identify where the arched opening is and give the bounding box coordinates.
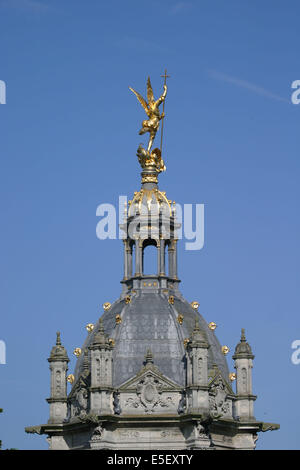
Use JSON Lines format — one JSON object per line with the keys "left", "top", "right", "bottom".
{"left": 142, "top": 240, "right": 157, "bottom": 275}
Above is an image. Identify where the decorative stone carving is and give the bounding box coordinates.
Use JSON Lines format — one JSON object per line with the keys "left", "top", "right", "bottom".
{"left": 178, "top": 391, "right": 186, "bottom": 414}
{"left": 119, "top": 430, "right": 140, "bottom": 439}
{"left": 71, "top": 386, "right": 89, "bottom": 419}
{"left": 209, "top": 377, "right": 230, "bottom": 418}
{"left": 113, "top": 391, "right": 121, "bottom": 415}
{"left": 89, "top": 423, "right": 104, "bottom": 448}
{"left": 124, "top": 373, "right": 175, "bottom": 414}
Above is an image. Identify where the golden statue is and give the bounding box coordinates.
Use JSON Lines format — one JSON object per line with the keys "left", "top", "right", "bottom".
{"left": 129, "top": 77, "right": 167, "bottom": 155}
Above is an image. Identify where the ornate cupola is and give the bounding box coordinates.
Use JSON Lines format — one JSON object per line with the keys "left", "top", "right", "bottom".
{"left": 120, "top": 151, "right": 180, "bottom": 295}
{"left": 25, "top": 75, "right": 279, "bottom": 449}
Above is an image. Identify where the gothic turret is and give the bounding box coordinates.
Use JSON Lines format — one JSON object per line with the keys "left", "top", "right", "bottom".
{"left": 89, "top": 318, "right": 113, "bottom": 415}
{"left": 47, "top": 332, "right": 69, "bottom": 424}
{"left": 186, "top": 319, "right": 210, "bottom": 416}
{"left": 232, "top": 329, "right": 256, "bottom": 422}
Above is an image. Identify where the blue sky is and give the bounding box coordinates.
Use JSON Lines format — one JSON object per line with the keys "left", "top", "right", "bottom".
{"left": 0, "top": 0, "right": 299, "bottom": 450}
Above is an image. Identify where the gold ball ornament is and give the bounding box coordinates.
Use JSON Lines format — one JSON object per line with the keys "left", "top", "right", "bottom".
{"left": 67, "top": 374, "right": 75, "bottom": 384}
{"left": 191, "top": 301, "right": 199, "bottom": 310}
{"left": 86, "top": 323, "right": 94, "bottom": 332}
{"left": 222, "top": 345, "right": 230, "bottom": 355}
{"left": 73, "top": 347, "right": 82, "bottom": 357}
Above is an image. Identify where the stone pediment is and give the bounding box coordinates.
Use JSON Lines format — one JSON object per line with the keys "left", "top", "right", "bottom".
{"left": 117, "top": 362, "right": 183, "bottom": 415}
{"left": 118, "top": 361, "right": 182, "bottom": 392}
{"left": 208, "top": 371, "right": 233, "bottom": 395}
{"left": 68, "top": 369, "right": 90, "bottom": 400}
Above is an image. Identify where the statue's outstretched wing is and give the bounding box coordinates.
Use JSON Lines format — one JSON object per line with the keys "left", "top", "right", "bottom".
{"left": 147, "top": 77, "right": 154, "bottom": 103}
{"left": 129, "top": 87, "right": 149, "bottom": 116}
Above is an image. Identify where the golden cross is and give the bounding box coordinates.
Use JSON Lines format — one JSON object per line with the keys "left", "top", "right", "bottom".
{"left": 160, "top": 69, "right": 170, "bottom": 154}
{"left": 161, "top": 69, "right": 170, "bottom": 86}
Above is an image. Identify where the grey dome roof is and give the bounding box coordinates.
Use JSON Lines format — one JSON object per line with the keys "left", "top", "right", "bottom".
{"left": 74, "top": 291, "right": 229, "bottom": 387}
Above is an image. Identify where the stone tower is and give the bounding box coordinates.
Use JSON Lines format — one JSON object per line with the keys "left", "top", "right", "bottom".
{"left": 26, "top": 78, "right": 279, "bottom": 450}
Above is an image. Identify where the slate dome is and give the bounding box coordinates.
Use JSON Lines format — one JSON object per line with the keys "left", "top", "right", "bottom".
{"left": 74, "top": 291, "right": 230, "bottom": 387}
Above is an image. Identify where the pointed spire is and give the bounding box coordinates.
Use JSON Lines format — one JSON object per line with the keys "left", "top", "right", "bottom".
{"left": 190, "top": 318, "right": 208, "bottom": 347}
{"left": 48, "top": 331, "right": 69, "bottom": 362}
{"left": 99, "top": 317, "right": 104, "bottom": 334}
{"left": 241, "top": 328, "right": 246, "bottom": 342}
{"left": 92, "top": 317, "right": 109, "bottom": 348}
{"left": 145, "top": 349, "right": 154, "bottom": 364}
{"left": 56, "top": 331, "right": 61, "bottom": 346}
{"left": 233, "top": 328, "right": 254, "bottom": 359}
{"left": 83, "top": 348, "right": 89, "bottom": 372}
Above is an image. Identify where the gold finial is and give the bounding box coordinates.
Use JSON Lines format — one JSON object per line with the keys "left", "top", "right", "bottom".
{"left": 222, "top": 345, "right": 230, "bottom": 355}
{"left": 177, "top": 314, "right": 184, "bottom": 325}
{"left": 129, "top": 76, "right": 167, "bottom": 155}
{"left": 191, "top": 301, "right": 199, "bottom": 310}
{"left": 183, "top": 338, "right": 190, "bottom": 348}
{"left": 115, "top": 314, "right": 122, "bottom": 325}
{"left": 103, "top": 302, "right": 111, "bottom": 311}
{"left": 73, "top": 347, "right": 82, "bottom": 357}
{"left": 229, "top": 372, "right": 236, "bottom": 382}
{"left": 129, "top": 76, "right": 167, "bottom": 174}
{"left": 86, "top": 323, "right": 94, "bottom": 333}
{"left": 125, "top": 295, "right": 131, "bottom": 304}
{"left": 208, "top": 321, "right": 217, "bottom": 330}
{"left": 67, "top": 374, "right": 75, "bottom": 384}
{"left": 168, "top": 295, "right": 174, "bottom": 305}
{"left": 108, "top": 338, "right": 115, "bottom": 347}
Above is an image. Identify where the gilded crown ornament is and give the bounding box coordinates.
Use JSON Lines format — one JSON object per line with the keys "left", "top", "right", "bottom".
{"left": 129, "top": 74, "right": 168, "bottom": 174}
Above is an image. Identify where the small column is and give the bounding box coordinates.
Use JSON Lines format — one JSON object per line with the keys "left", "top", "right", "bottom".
{"left": 89, "top": 319, "right": 113, "bottom": 415}
{"left": 123, "top": 240, "right": 133, "bottom": 280}
{"left": 156, "top": 241, "right": 161, "bottom": 275}
{"left": 47, "top": 332, "right": 69, "bottom": 424}
{"left": 233, "top": 329, "right": 256, "bottom": 421}
{"left": 128, "top": 243, "right": 133, "bottom": 278}
{"left": 123, "top": 240, "right": 128, "bottom": 280}
{"left": 186, "top": 320, "right": 210, "bottom": 415}
{"left": 168, "top": 242, "right": 174, "bottom": 278}
{"left": 135, "top": 239, "right": 142, "bottom": 276}
{"left": 173, "top": 239, "right": 178, "bottom": 279}
{"left": 159, "top": 239, "right": 165, "bottom": 275}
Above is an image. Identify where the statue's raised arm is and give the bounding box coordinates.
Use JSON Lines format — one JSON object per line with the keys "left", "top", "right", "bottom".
{"left": 155, "top": 84, "right": 167, "bottom": 110}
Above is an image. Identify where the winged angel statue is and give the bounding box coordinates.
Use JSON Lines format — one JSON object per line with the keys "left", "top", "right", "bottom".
{"left": 129, "top": 77, "right": 167, "bottom": 173}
